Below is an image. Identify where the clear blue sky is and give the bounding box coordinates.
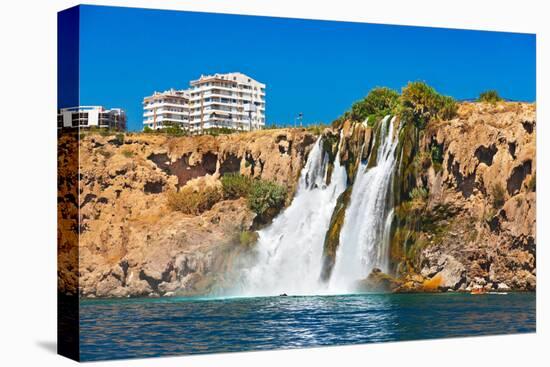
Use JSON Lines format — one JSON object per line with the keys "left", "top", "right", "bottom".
{"left": 73, "top": 5, "right": 536, "bottom": 131}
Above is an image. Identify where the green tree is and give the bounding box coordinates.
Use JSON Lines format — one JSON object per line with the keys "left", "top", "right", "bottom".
{"left": 349, "top": 87, "right": 400, "bottom": 125}
{"left": 399, "top": 81, "right": 458, "bottom": 128}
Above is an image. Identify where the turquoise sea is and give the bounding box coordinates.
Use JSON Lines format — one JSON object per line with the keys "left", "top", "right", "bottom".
{"left": 79, "top": 292, "right": 535, "bottom": 361}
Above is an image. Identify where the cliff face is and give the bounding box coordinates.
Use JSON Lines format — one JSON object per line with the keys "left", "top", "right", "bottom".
{"left": 63, "top": 129, "right": 317, "bottom": 297}
{"left": 57, "top": 102, "right": 536, "bottom": 297}
{"left": 409, "top": 102, "right": 536, "bottom": 292}
{"left": 331, "top": 102, "right": 536, "bottom": 292}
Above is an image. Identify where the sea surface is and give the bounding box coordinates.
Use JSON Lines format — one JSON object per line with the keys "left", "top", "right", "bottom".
{"left": 79, "top": 292, "right": 535, "bottom": 361}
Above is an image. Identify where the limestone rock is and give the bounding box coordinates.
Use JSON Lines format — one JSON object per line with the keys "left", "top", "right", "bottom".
{"left": 62, "top": 129, "right": 317, "bottom": 297}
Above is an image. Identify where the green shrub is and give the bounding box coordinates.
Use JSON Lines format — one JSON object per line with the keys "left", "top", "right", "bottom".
{"left": 221, "top": 173, "right": 253, "bottom": 199}
{"left": 410, "top": 187, "right": 429, "bottom": 201}
{"left": 121, "top": 149, "right": 134, "bottom": 158}
{"left": 413, "top": 151, "right": 432, "bottom": 171}
{"left": 163, "top": 122, "right": 188, "bottom": 137}
{"left": 143, "top": 126, "right": 154, "bottom": 133}
{"left": 248, "top": 180, "right": 287, "bottom": 219}
{"left": 203, "top": 127, "right": 235, "bottom": 136}
{"left": 400, "top": 81, "right": 458, "bottom": 128}
{"left": 439, "top": 95, "right": 458, "bottom": 120}
{"left": 478, "top": 90, "right": 503, "bottom": 103}
{"left": 348, "top": 87, "right": 400, "bottom": 124}
{"left": 99, "top": 128, "right": 114, "bottom": 137}
{"left": 167, "top": 185, "right": 222, "bottom": 215}
{"left": 491, "top": 183, "right": 506, "bottom": 208}
{"left": 115, "top": 133, "right": 125, "bottom": 145}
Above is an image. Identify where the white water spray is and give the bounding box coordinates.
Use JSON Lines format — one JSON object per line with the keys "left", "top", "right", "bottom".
{"left": 238, "top": 137, "right": 347, "bottom": 296}
{"left": 329, "top": 116, "right": 399, "bottom": 292}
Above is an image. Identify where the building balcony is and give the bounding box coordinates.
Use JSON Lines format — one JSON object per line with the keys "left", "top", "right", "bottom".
{"left": 144, "top": 109, "right": 188, "bottom": 117}
{"left": 144, "top": 102, "right": 188, "bottom": 109}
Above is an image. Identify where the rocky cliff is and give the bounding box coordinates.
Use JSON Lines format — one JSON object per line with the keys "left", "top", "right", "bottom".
{"left": 410, "top": 102, "right": 536, "bottom": 292}
{"left": 57, "top": 102, "right": 536, "bottom": 297}
{"left": 58, "top": 129, "right": 317, "bottom": 297}
{"left": 331, "top": 102, "right": 536, "bottom": 292}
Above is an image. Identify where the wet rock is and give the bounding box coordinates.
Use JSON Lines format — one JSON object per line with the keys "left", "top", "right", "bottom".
{"left": 432, "top": 256, "right": 466, "bottom": 290}
{"left": 356, "top": 268, "right": 402, "bottom": 292}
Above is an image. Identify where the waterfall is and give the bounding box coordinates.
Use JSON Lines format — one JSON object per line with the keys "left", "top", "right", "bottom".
{"left": 232, "top": 115, "right": 401, "bottom": 297}
{"left": 238, "top": 137, "right": 347, "bottom": 296}
{"left": 329, "top": 116, "right": 399, "bottom": 292}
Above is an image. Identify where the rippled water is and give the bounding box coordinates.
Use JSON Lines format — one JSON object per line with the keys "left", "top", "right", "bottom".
{"left": 79, "top": 292, "right": 535, "bottom": 361}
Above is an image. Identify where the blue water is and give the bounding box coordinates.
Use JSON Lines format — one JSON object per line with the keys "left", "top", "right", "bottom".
{"left": 79, "top": 292, "right": 535, "bottom": 361}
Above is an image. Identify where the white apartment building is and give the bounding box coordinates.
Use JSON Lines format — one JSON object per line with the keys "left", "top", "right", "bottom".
{"left": 58, "top": 106, "right": 126, "bottom": 130}
{"left": 142, "top": 89, "right": 190, "bottom": 129}
{"left": 143, "top": 72, "right": 266, "bottom": 132}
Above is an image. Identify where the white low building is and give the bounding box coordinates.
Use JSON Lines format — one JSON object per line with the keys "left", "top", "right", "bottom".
{"left": 143, "top": 72, "right": 266, "bottom": 132}
{"left": 58, "top": 106, "right": 126, "bottom": 130}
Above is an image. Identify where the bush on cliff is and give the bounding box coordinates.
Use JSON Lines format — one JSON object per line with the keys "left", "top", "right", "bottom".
{"left": 348, "top": 87, "right": 400, "bottom": 125}
{"left": 167, "top": 185, "right": 222, "bottom": 215}
{"left": 221, "top": 173, "right": 253, "bottom": 199}
{"left": 399, "top": 81, "right": 458, "bottom": 128}
{"left": 248, "top": 179, "right": 287, "bottom": 221}
{"left": 163, "top": 122, "right": 188, "bottom": 137}
{"left": 410, "top": 187, "right": 429, "bottom": 201}
{"left": 478, "top": 90, "right": 503, "bottom": 103}
{"left": 203, "top": 127, "right": 235, "bottom": 136}
{"left": 221, "top": 173, "right": 287, "bottom": 221}
{"left": 335, "top": 82, "right": 457, "bottom": 129}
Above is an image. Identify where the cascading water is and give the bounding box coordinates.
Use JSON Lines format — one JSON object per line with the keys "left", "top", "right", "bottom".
{"left": 238, "top": 137, "right": 347, "bottom": 296}
{"left": 329, "top": 116, "right": 399, "bottom": 292}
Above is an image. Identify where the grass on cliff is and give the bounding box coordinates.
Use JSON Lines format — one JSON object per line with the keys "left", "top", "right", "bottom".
{"left": 167, "top": 186, "right": 222, "bottom": 215}
{"left": 491, "top": 182, "right": 506, "bottom": 209}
